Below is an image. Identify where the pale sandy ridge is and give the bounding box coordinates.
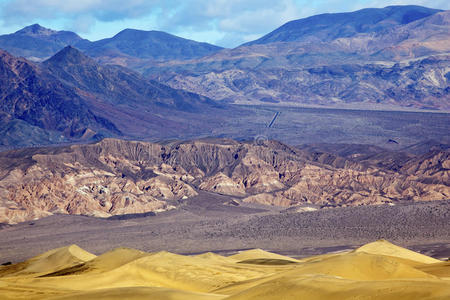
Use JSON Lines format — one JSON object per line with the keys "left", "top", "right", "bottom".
{"left": 0, "top": 240, "right": 449, "bottom": 300}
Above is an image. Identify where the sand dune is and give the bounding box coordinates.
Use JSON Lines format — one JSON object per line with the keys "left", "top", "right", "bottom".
{"left": 42, "top": 247, "right": 151, "bottom": 276}
{"left": 355, "top": 239, "right": 441, "bottom": 264}
{"left": 229, "top": 249, "right": 299, "bottom": 262}
{"left": 416, "top": 261, "right": 450, "bottom": 278}
{"left": 0, "top": 240, "right": 449, "bottom": 300}
{"left": 47, "top": 287, "right": 227, "bottom": 300}
{"left": 225, "top": 276, "right": 450, "bottom": 300}
{"left": 0, "top": 245, "right": 95, "bottom": 278}
{"left": 285, "top": 251, "right": 436, "bottom": 280}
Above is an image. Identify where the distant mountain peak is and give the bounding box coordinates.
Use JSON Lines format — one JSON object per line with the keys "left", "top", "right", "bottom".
{"left": 15, "top": 24, "right": 57, "bottom": 36}
{"left": 44, "top": 46, "right": 94, "bottom": 65}
{"left": 244, "top": 5, "right": 442, "bottom": 46}
{"left": 117, "top": 28, "right": 151, "bottom": 34}
{"left": 112, "top": 28, "right": 183, "bottom": 41}
{"left": 0, "top": 25, "right": 85, "bottom": 60}
{"left": 383, "top": 4, "right": 430, "bottom": 9}
{"left": 83, "top": 27, "right": 223, "bottom": 60}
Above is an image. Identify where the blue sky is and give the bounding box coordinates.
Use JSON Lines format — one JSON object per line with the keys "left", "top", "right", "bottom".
{"left": 0, "top": 0, "right": 448, "bottom": 47}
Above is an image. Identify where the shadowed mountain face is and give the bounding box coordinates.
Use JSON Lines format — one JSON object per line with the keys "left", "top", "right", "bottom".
{"left": 0, "top": 48, "right": 229, "bottom": 147}
{"left": 0, "top": 138, "right": 448, "bottom": 224}
{"left": 78, "top": 29, "right": 223, "bottom": 61}
{"left": 0, "top": 49, "right": 119, "bottom": 139}
{"left": 43, "top": 46, "right": 216, "bottom": 111}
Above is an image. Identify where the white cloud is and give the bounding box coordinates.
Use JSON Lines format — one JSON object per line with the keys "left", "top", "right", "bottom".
{"left": 156, "top": 0, "right": 302, "bottom": 45}
{"left": 1, "top": 0, "right": 159, "bottom": 21}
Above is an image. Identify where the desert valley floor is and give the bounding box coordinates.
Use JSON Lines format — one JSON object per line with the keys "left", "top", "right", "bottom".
{"left": 0, "top": 198, "right": 450, "bottom": 299}
{"left": 1, "top": 195, "right": 449, "bottom": 263}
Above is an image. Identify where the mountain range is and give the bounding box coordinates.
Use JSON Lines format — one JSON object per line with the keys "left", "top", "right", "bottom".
{"left": 149, "top": 6, "right": 450, "bottom": 108}
{"left": 245, "top": 5, "right": 442, "bottom": 45}
{"left": 0, "top": 24, "right": 85, "bottom": 60}
{"left": 1, "top": 5, "right": 447, "bottom": 111}
{"left": 0, "top": 24, "right": 222, "bottom": 62}
{"left": 0, "top": 45, "right": 230, "bottom": 147}
{"left": 0, "top": 5, "right": 449, "bottom": 148}
{"left": 0, "top": 6, "right": 448, "bottom": 109}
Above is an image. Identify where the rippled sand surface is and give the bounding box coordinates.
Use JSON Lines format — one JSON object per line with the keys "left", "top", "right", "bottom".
{"left": 0, "top": 240, "right": 449, "bottom": 300}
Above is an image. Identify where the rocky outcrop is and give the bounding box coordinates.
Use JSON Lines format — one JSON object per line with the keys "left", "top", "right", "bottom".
{"left": 0, "top": 48, "right": 231, "bottom": 148}
{"left": 157, "top": 54, "right": 450, "bottom": 110}
{"left": 0, "top": 138, "right": 448, "bottom": 224}
{"left": 147, "top": 10, "right": 450, "bottom": 110}
{"left": 199, "top": 172, "right": 246, "bottom": 196}
{"left": 0, "top": 8, "right": 448, "bottom": 111}
{"left": 0, "top": 49, "right": 119, "bottom": 138}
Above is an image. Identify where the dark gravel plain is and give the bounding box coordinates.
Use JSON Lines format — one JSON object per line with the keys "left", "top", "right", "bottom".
{"left": 0, "top": 192, "right": 449, "bottom": 264}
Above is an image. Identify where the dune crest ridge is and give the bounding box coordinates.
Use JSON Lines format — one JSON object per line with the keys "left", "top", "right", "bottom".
{"left": 1, "top": 240, "right": 449, "bottom": 299}
{"left": 355, "top": 239, "right": 441, "bottom": 264}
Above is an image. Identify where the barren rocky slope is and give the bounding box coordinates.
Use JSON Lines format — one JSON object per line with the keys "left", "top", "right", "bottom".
{"left": 157, "top": 54, "right": 450, "bottom": 109}
{"left": 147, "top": 9, "right": 450, "bottom": 109}
{"left": 0, "top": 47, "right": 232, "bottom": 147}
{"left": 0, "top": 49, "right": 119, "bottom": 140}
{"left": 0, "top": 138, "right": 448, "bottom": 224}
{"left": 1, "top": 6, "right": 448, "bottom": 110}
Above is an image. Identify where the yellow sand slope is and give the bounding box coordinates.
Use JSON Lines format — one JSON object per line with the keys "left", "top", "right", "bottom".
{"left": 42, "top": 247, "right": 151, "bottom": 276}
{"left": 195, "top": 252, "right": 238, "bottom": 264}
{"left": 416, "top": 261, "right": 450, "bottom": 278}
{"left": 225, "top": 275, "right": 450, "bottom": 300}
{"left": 356, "top": 239, "right": 441, "bottom": 264}
{"left": 47, "top": 287, "right": 226, "bottom": 300}
{"left": 229, "top": 249, "right": 299, "bottom": 262}
{"left": 285, "top": 251, "right": 436, "bottom": 281}
{"left": 0, "top": 241, "right": 449, "bottom": 300}
{"left": 0, "top": 245, "right": 96, "bottom": 278}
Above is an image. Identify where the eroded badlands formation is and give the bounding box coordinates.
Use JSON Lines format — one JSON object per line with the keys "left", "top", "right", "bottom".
{"left": 0, "top": 138, "right": 448, "bottom": 224}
